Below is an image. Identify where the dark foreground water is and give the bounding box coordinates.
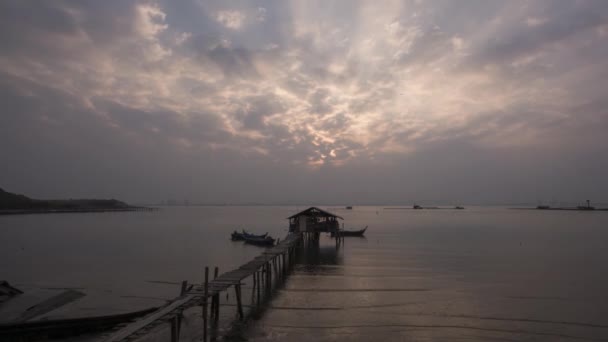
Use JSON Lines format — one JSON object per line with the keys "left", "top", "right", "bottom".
{"left": 1, "top": 206, "right": 608, "bottom": 341}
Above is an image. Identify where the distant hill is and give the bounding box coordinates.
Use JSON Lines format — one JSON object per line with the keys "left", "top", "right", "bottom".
{"left": 0, "top": 188, "right": 131, "bottom": 211}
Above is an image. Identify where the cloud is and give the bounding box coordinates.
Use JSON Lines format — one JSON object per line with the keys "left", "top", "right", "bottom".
{"left": 1, "top": 0, "right": 608, "bottom": 203}
{"left": 215, "top": 10, "right": 246, "bottom": 29}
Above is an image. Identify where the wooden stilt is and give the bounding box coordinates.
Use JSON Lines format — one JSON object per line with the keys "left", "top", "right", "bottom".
{"left": 176, "top": 312, "right": 182, "bottom": 340}
{"left": 256, "top": 270, "right": 261, "bottom": 304}
{"left": 203, "top": 266, "right": 209, "bottom": 342}
{"left": 170, "top": 315, "right": 179, "bottom": 342}
{"left": 180, "top": 281, "right": 188, "bottom": 296}
{"left": 213, "top": 267, "right": 219, "bottom": 322}
{"left": 260, "top": 266, "right": 264, "bottom": 292}
{"left": 277, "top": 254, "right": 282, "bottom": 279}
{"left": 267, "top": 262, "right": 272, "bottom": 293}
{"left": 251, "top": 272, "right": 257, "bottom": 303}
{"left": 282, "top": 253, "right": 287, "bottom": 278}
{"left": 169, "top": 281, "right": 186, "bottom": 342}
{"left": 235, "top": 284, "right": 244, "bottom": 320}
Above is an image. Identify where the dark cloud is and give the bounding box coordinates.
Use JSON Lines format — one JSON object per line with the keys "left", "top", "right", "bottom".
{"left": 468, "top": 1, "right": 608, "bottom": 67}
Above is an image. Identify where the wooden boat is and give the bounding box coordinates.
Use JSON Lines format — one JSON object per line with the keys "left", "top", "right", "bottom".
{"left": 0, "top": 307, "right": 157, "bottom": 341}
{"left": 231, "top": 230, "right": 268, "bottom": 241}
{"left": 332, "top": 226, "right": 367, "bottom": 237}
{"left": 242, "top": 230, "right": 268, "bottom": 239}
{"left": 243, "top": 235, "right": 275, "bottom": 247}
{"left": 231, "top": 230, "right": 245, "bottom": 241}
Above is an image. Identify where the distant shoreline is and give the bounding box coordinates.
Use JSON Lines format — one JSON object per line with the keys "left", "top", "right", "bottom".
{"left": 510, "top": 207, "right": 608, "bottom": 211}
{"left": 1, "top": 187, "right": 157, "bottom": 216}
{"left": 0, "top": 207, "right": 157, "bottom": 216}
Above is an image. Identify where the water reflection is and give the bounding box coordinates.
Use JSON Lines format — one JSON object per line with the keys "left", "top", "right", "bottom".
{"left": 297, "top": 234, "right": 343, "bottom": 272}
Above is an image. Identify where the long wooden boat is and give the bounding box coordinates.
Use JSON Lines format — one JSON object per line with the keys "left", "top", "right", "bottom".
{"left": 0, "top": 306, "right": 157, "bottom": 341}
{"left": 242, "top": 230, "right": 268, "bottom": 239}
{"left": 243, "top": 235, "right": 275, "bottom": 247}
{"left": 231, "top": 231, "right": 244, "bottom": 241}
{"left": 332, "top": 226, "right": 368, "bottom": 237}
{"left": 231, "top": 230, "right": 268, "bottom": 241}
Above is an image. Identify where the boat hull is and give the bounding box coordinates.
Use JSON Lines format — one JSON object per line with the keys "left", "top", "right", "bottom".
{"left": 331, "top": 226, "right": 367, "bottom": 237}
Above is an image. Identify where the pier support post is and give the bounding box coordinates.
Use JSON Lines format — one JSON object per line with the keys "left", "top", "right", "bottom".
{"left": 213, "top": 267, "right": 219, "bottom": 322}
{"left": 256, "top": 270, "right": 261, "bottom": 304}
{"left": 282, "top": 253, "right": 287, "bottom": 278}
{"left": 266, "top": 262, "right": 272, "bottom": 295}
{"left": 180, "top": 280, "right": 188, "bottom": 296}
{"left": 170, "top": 315, "right": 180, "bottom": 342}
{"left": 252, "top": 271, "right": 257, "bottom": 304}
{"left": 203, "top": 266, "right": 209, "bottom": 342}
{"left": 235, "top": 284, "right": 244, "bottom": 320}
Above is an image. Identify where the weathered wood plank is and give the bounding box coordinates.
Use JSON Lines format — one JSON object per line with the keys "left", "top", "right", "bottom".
{"left": 103, "top": 295, "right": 198, "bottom": 341}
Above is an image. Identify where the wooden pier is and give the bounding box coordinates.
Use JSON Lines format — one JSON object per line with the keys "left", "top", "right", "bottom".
{"left": 102, "top": 233, "right": 302, "bottom": 342}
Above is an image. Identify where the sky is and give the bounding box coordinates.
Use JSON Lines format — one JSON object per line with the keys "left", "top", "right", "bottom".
{"left": 1, "top": 0, "right": 608, "bottom": 205}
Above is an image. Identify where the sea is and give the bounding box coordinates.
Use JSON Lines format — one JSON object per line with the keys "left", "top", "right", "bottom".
{"left": 1, "top": 206, "right": 608, "bottom": 341}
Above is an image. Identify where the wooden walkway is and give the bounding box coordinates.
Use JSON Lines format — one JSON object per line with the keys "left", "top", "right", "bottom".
{"left": 102, "top": 233, "right": 302, "bottom": 342}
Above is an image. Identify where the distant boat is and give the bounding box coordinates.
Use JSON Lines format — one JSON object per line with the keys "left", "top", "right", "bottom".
{"left": 413, "top": 204, "right": 423, "bottom": 209}
{"left": 332, "top": 226, "right": 367, "bottom": 237}
{"left": 455, "top": 206, "right": 465, "bottom": 210}
{"left": 536, "top": 205, "right": 550, "bottom": 210}
{"left": 243, "top": 235, "right": 275, "bottom": 247}
{"left": 577, "top": 206, "right": 595, "bottom": 210}
{"left": 577, "top": 200, "right": 595, "bottom": 210}
{"left": 346, "top": 206, "right": 353, "bottom": 210}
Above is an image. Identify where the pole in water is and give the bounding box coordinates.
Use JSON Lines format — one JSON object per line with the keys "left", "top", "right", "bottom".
{"left": 180, "top": 280, "right": 188, "bottom": 296}
{"left": 213, "top": 266, "right": 219, "bottom": 321}
{"left": 256, "top": 270, "right": 261, "bottom": 304}
{"left": 170, "top": 315, "right": 179, "bottom": 342}
{"left": 235, "top": 283, "right": 244, "bottom": 320}
{"left": 203, "top": 266, "right": 209, "bottom": 342}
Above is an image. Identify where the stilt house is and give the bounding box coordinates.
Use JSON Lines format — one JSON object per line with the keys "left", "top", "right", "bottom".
{"left": 288, "top": 207, "right": 342, "bottom": 233}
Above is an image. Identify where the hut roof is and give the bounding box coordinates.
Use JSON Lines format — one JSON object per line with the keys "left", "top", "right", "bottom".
{"left": 287, "top": 206, "right": 343, "bottom": 220}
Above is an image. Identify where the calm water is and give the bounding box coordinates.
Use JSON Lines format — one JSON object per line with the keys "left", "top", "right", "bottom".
{"left": 1, "top": 206, "right": 608, "bottom": 341}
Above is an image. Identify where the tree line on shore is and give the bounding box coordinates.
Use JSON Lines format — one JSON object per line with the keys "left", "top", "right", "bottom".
{"left": 0, "top": 188, "right": 131, "bottom": 211}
